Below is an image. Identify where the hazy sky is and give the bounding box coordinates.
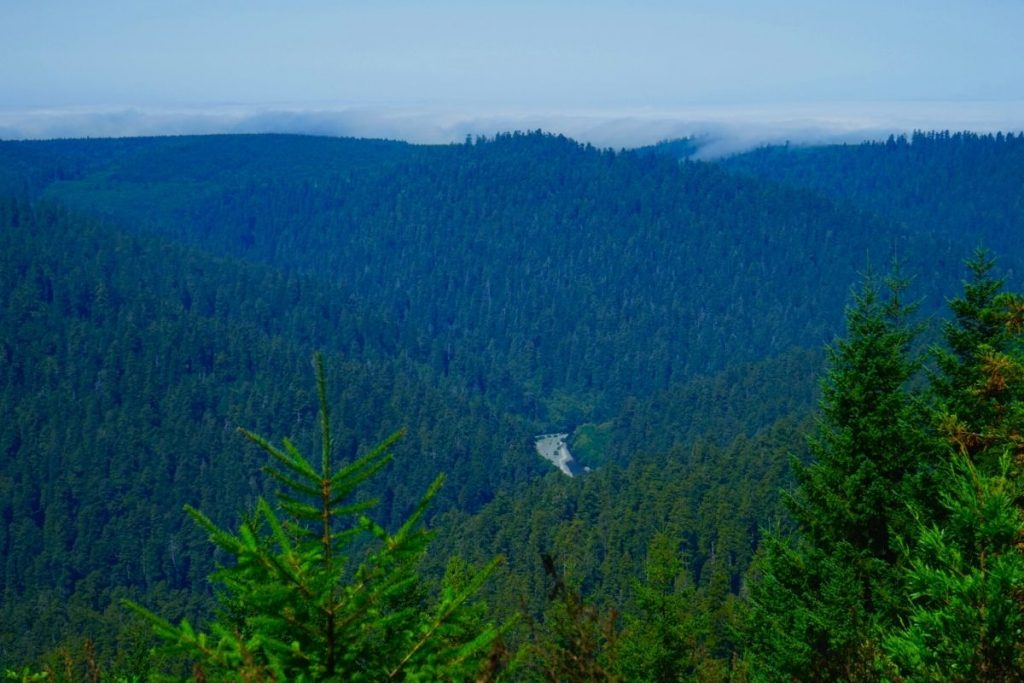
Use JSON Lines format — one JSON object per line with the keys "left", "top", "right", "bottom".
{"left": 2, "top": 0, "right": 1023, "bottom": 146}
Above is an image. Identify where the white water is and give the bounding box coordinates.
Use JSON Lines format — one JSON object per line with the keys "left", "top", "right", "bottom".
{"left": 534, "top": 432, "right": 584, "bottom": 477}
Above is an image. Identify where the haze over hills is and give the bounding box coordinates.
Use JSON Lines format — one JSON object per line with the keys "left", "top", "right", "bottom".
{"left": 3, "top": 101, "right": 1024, "bottom": 156}
{"left": 2, "top": 129, "right": 1023, "bottom": 675}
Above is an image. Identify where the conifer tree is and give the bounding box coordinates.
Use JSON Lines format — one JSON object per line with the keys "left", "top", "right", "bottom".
{"left": 515, "top": 553, "right": 620, "bottom": 683}
{"left": 885, "top": 453, "right": 1024, "bottom": 680}
{"left": 885, "top": 255, "right": 1024, "bottom": 680}
{"left": 746, "top": 271, "right": 924, "bottom": 680}
{"left": 125, "top": 353, "right": 503, "bottom": 682}
{"left": 931, "top": 250, "right": 1023, "bottom": 460}
{"left": 615, "top": 532, "right": 716, "bottom": 682}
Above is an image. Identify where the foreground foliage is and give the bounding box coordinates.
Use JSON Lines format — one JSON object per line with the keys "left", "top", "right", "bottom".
{"left": 126, "top": 355, "right": 503, "bottom": 681}
{"left": 749, "top": 254, "right": 1024, "bottom": 681}
{"left": 885, "top": 255, "right": 1024, "bottom": 680}
{"left": 747, "top": 270, "right": 924, "bottom": 680}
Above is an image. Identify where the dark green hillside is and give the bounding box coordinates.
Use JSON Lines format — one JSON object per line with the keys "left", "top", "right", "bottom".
{"left": 719, "top": 130, "right": 1024, "bottom": 254}
{"left": 10, "top": 132, "right": 985, "bottom": 414}
{"left": 0, "top": 134, "right": 414, "bottom": 195}
{"left": 430, "top": 409, "right": 811, "bottom": 657}
{"left": 424, "top": 346, "right": 822, "bottom": 658}
{"left": 3, "top": 132, "right": 1023, "bottom": 677}
{"left": 605, "top": 347, "right": 822, "bottom": 459}
{"left": 0, "top": 197, "right": 539, "bottom": 667}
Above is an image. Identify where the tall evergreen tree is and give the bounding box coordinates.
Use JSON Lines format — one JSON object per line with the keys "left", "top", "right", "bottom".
{"left": 126, "top": 354, "right": 504, "bottom": 682}
{"left": 885, "top": 453, "right": 1024, "bottom": 681}
{"left": 886, "top": 255, "right": 1024, "bottom": 680}
{"left": 746, "top": 271, "right": 924, "bottom": 680}
{"left": 615, "top": 532, "right": 725, "bottom": 682}
{"left": 931, "top": 250, "right": 1020, "bottom": 451}
{"left": 515, "top": 553, "right": 621, "bottom": 683}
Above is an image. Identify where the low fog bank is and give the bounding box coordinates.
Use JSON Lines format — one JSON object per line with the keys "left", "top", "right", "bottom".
{"left": 2, "top": 101, "right": 1023, "bottom": 158}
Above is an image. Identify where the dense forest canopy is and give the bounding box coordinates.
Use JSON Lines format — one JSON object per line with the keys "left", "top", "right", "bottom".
{"left": 2, "top": 130, "right": 1023, "bottom": 679}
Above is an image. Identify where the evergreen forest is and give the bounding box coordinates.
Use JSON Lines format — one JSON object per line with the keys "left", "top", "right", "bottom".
{"left": 2, "top": 130, "right": 1024, "bottom": 680}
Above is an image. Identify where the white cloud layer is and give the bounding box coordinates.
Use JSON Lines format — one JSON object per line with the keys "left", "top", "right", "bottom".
{"left": 2, "top": 102, "right": 1023, "bottom": 158}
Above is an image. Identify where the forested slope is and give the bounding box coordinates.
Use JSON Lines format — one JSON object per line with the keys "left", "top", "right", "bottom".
{"left": 0, "top": 197, "right": 539, "bottom": 665}
{"left": 719, "top": 130, "right": 1024, "bottom": 255}
{"left": 2, "top": 131, "right": 1022, "bottom": 676}
{"left": 430, "top": 374, "right": 815, "bottom": 637}
{"left": 16, "top": 132, "right": 984, "bottom": 410}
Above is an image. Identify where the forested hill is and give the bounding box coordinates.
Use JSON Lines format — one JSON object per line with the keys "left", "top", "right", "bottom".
{"left": 2, "top": 131, "right": 1022, "bottom": 674}
{"left": 3, "top": 132, "right": 996, "bottom": 412}
{"left": 0, "top": 134, "right": 415, "bottom": 198}
{"left": 718, "top": 130, "right": 1024, "bottom": 255}
{"left": 0, "top": 196, "right": 548, "bottom": 663}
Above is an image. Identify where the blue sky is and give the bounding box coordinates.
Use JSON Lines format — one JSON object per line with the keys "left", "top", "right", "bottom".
{"left": 2, "top": 1, "right": 1023, "bottom": 146}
